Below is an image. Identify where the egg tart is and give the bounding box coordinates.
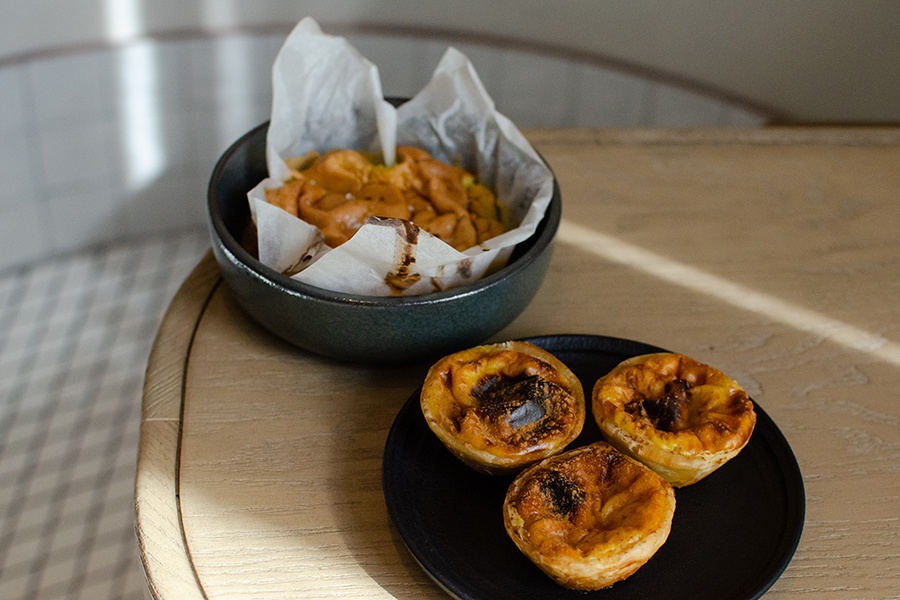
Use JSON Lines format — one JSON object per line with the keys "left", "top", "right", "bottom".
{"left": 592, "top": 352, "right": 756, "bottom": 487}
{"left": 420, "top": 341, "right": 585, "bottom": 474}
{"left": 503, "top": 441, "right": 675, "bottom": 590}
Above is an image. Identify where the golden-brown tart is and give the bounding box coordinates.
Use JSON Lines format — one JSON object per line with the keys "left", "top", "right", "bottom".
{"left": 503, "top": 441, "right": 675, "bottom": 590}
{"left": 420, "top": 341, "right": 585, "bottom": 474}
{"left": 592, "top": 352, "right": 756, "bottom": 487}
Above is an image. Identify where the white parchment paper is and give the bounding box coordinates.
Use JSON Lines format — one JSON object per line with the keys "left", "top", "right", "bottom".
{"left": 248, "top": 17, "right": 554, "bottom": 296}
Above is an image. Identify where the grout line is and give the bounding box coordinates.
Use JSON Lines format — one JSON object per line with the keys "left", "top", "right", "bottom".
{"left": 0, "top": 231, "right": 209, "bottom": 599}
{"left": 0, "top": 264, "right": 75, "bottom": 553}
{"left": 19, "top": 250, "right": 140, "bottom": 597}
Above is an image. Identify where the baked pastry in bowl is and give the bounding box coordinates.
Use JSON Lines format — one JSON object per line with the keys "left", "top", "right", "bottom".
{"left": 503, "top": 441, "right": 675, "bottom": 590}
{"left": 592, "top": 352, "right": 757, "bottom": 487}
{"left": 209, "top": 121, "right": 561, "bottom": 364}
{"left": 420, "top": 341, "right": 585, "bottom": 474}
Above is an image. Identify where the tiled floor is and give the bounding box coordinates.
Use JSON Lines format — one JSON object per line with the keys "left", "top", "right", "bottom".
{"left": 0, "top": 28, "right": 768, "bottom": 600}
{"left": 0, "top": 229, "right": 210, "bottom": 599}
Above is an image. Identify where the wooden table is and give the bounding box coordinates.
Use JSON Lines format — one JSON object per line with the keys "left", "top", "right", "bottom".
{"left": 135, "top": 128, "right": 900, "bottom": 599}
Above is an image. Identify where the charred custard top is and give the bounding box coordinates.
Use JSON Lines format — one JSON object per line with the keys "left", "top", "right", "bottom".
{"left": 593, "top": 353, "right": 756, "bottom": 454}
{"left": 506, "top": 442, "right": 675, "bottom": 557}
{"left": 421, "top": 342, "right": 585, "bottom": 463}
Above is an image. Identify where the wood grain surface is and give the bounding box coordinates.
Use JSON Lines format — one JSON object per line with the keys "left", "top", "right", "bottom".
{"left": 135, "top": 128, "right": 900, "bottom": 599}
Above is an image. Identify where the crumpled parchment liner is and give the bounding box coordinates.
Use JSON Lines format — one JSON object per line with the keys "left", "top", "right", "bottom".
{"left": 247, "top": 17, "right": 554, "bottom": 296}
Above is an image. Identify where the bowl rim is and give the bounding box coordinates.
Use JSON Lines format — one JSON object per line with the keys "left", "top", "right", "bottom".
{"left": 207, "top": 121, "right": 561, "bottom": 308}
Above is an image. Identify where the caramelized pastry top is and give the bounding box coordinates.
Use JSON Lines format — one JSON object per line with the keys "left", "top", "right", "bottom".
{"left": 506, "top": 441, "right": 674, "bottom": 560}
{"left": 421, "top": 341, "right": 585, "bottom": 470}
{"left": 265, "top": 146, "right": 505, "bottom": 251}
{"left": 593, "top": 353, "right": 756, "bottom": 455}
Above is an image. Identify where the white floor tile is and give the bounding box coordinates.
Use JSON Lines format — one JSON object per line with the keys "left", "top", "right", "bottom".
{"left": 0, "top": 569, "right": 31, "bottom": 598}
{"left": 0, "top": 230, "right": 208, "bottom": 600}
{"left": 30, "top": 552, "right": 80, "bottom": 595}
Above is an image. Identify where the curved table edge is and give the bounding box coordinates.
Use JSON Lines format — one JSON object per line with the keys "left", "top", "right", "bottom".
{"left": 134, "top": 251, "right": 220, "bottom": 600}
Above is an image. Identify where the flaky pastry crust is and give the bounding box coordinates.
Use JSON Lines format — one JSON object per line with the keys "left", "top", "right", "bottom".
{"left": 592, "top": 352, "right": 756, "bottom": 487}
{"left": 420, "top": 341, "right": 585, "bottom": 474}
{"left": 503, "top": 441, "right": 675, "bottom": 590}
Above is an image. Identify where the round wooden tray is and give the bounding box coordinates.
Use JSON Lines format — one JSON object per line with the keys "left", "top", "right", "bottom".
{"left": 135, "top": 128, "right": 900, "bottom": 599}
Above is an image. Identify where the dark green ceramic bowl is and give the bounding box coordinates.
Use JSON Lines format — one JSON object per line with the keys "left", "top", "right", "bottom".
{"left": 207, "top": 121, "right": 561, "bottom": 365}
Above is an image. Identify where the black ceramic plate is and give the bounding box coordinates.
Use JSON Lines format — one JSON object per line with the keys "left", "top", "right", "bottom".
{"left": 382, "top": 334, "right": 805, "bottom": 600}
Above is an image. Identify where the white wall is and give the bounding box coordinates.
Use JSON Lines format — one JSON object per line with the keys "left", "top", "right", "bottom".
{"left": 0, "top": 21, "right": 768, "bottom": 273}
{"left": 3, "top": 0, "right": 899, "bottom": 123}
{"left": 1, "top": 0, "right": 896, "bottom": 273}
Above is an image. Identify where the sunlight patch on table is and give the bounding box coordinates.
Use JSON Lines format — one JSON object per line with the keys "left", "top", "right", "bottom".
{"left": 557, "top": 220, "right": 900, "bottom": 366}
